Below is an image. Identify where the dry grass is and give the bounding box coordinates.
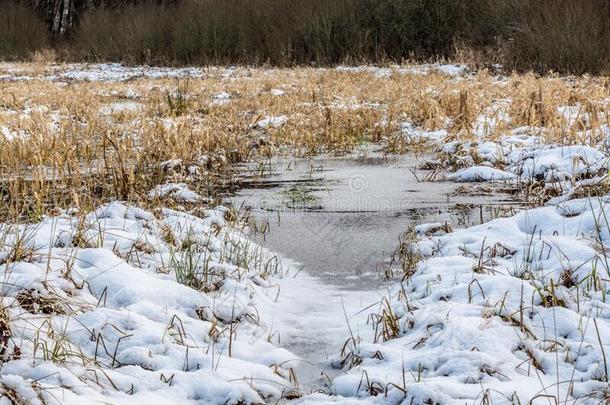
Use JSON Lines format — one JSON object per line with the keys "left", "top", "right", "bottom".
{"left": 0, "top": 64, "right": 609, "bottom": 221}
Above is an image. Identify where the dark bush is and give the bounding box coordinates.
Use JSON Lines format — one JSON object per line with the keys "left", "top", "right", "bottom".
{"left": 67, "top": 0, "right": 509, "bottom": 65}
{"left": 0, "top": 1, "right": 48, "bottom": 60}
{"left": 1, "top": 0, "right": 610, "bottom": 75}
{"left": 505, "top": 0, "right": 610, "bottom": 75}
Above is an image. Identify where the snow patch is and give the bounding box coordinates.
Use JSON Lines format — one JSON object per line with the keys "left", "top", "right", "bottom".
{"left": 148, "top": 182, "right": 203, "bottom": 202}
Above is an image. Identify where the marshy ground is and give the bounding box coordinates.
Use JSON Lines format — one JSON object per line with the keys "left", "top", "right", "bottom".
{"left": 1, "top": 62, "right": 610, "bottom": 404}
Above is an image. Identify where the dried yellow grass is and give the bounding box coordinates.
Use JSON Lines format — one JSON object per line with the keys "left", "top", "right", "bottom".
{"left": 0, "top": 63, "right": 608, "bottom": 220}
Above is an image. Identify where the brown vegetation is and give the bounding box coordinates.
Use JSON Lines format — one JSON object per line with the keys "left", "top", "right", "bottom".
{"left": 2, "top": 0, "right": 610, "bottom": 74}
{"left": 0, "top": 64, "right": 608, "bottom": 221}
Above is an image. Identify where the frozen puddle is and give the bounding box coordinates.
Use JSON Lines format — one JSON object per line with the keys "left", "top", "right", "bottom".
{"left": 228, "top": 147, "right": 523, "bottom": 393}
{"left": 232, "top": 148, "right": 521, "bottom": 289}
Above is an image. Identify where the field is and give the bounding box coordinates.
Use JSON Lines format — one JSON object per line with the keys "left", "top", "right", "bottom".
{"left": 0, "top": 62, "right": 610, "bottom": 404}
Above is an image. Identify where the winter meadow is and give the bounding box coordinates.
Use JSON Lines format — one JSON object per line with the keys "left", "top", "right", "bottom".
{"left": 1, "top": 1, "right": 610, "bottom": 404}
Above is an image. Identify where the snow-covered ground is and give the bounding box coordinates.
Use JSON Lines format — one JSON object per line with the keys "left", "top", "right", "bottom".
{"left": 1, "top": 62, "right": 610, "bottom": 404}
{"left": 0, "top": 63, "right": 205, "bottom": 82}
{"left": 7, "top": 176, "right": 605, "bottom": 403}
{"left": 0, "top": 62, "right": 467, "bottom": 83}
{"left": 318, "top": 196, "right": 610, "bottom": 403}
{"left": 0, "top": 202, "right": 301, "bottom": 404}
{"left": 307, "top": 105, "right": 610, "bottom": 404}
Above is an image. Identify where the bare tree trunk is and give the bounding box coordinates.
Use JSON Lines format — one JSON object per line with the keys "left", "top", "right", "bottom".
{"left": 30, "top": 0, "right": 77, "bottom": 36}
{"left": 52, "top": 0, "right": 74, "bottom": 35}
{"left": 29, "top": 0, "right": 180, "bottom": 36}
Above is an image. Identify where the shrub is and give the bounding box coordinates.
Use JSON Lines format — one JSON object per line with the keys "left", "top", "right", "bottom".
{"left": 0, "top": 1, "right": 48, "bottom": 60}
{"left": 505, "top": 0, "right": 610, "bottom": 74}
{"left": 1, "top": 0, "right": 610, "bottom": 75}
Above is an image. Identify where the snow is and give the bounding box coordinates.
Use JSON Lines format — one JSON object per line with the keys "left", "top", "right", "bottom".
{"left": 0, "top": 63, "right": 213, "bottom": 82}
{"left": 473, "top": 99, "right": 511, "bottom": 138}
{"left": 448, "top": 166, "right": 517, "bottom": 182}
{"left": 148, "top": 182, "right": 203, "bottom": 202}
{"left": 330, "top": 99, "right": 383, "bottom": 111}
{"left": 99, "top": 100, "right": 142, "bottom": 115}
{"left": 432, "top": 64, "right": 468, "bottom": 77}
{"left": 0, "top": 202, "right": 299, "bottom": 404}
{"left": 50, "top": 63, "right": 202, "bottom": 82}
{"left": 2, "top": 62, "right": 610, "bottom": 403}
{"left": 212, "top": 92, "right": 232, "bottom": 105}
{"left": 408, "top": 122, "right": 610, "bottom": 189}
{"left": 414, "top": 222, "right": 452, "bottom": 236}
{"left": 334, "top": 64, "right": 468, "bottom": 78}
{"left": 1, "top": 126, "right": 14, "bottom": 140}
{"left": 514, "top": 145, "right": 608, "bottom": 180}
{"left": 255, "top": 269, "right": 383, "bottom": 394}
{"left": 326, "top": 197, "right": 610, "bottom": 403}
{"left": 400, "top": 122, "right": 448, "bottom": 144}
{"left": 255, "top": 115, "right": 288, "bottom": 129}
